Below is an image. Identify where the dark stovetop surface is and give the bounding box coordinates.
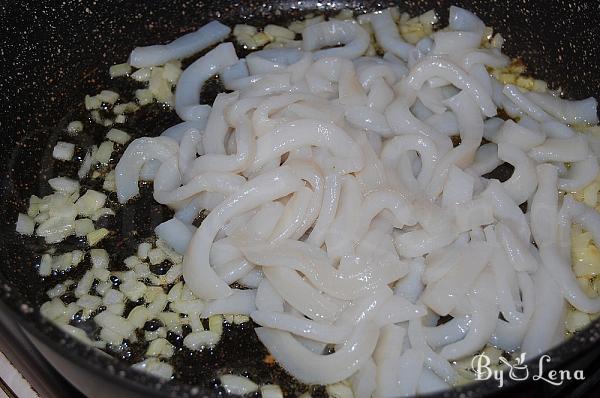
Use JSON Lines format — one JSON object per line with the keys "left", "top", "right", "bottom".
{"left": 2, "top": 312, "right": 600, "bottom": 398}
{"left": 0, "top": 315, "right": 83, "bottom": 398}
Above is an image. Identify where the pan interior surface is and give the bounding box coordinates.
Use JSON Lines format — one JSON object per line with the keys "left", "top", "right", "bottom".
{"left": 1, "top": 1, "right": 600, "bottom": 397}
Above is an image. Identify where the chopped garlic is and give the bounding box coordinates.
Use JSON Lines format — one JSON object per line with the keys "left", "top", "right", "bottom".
{"left": 236, "top": 33, "right": 259, "bottom": 50}
{"left": 114, "top": 114, "right": 126, "bottom": 124}
{"left": 134, "top": 262, "right": 151, "bottom": 278}
{"left": 103, "top": 170, "right": 116, "bottom": 192}
{"left": 170, "top": 299, "right": 205, "bottom": 315}
{"left": 326, "top": 383, "right": 354, "bottom": 398}
{"left": 71, "top": 250, "right": 84, "bottom": 266}
{"left": 233, "top": 24, "right": 258, "bottom": 37}
{"left": 48, "top": 177, "right": 79, "bottom": 194}
{"left": 48, "top": 202, "right": 77, "bottom": 220}
{"left": 148, "top": 293, "right": 168, "bottom": 316}
{"left": 16, "top": 213, "right": 35, "bottom": 235}
{"left": 95, "top": 141, "right": 114, "bottom": 164}
{"left": 75, "top": 218, "right": 94, "bottom": 237}
{"left": 233, "top": 314, "right": 250, "bottom": 324}
{"left": 27, "top": 195, "right": 41, "bottom": 218}
{"left": 135, "top": 89, "right": 154, "bottom": 106}
{"left": 106, "top": 128, "right": 131, "bottom": 145}
{"left": 78, "top": 148, "right": 95, "bottom": 180}
{"left": 53, "top": 252, "right": 74, "bottom": 271}
{"left": 47, "top": 281, "right": 71, "bottom": 298}
{"left": 85, "top": 95, "right": 101, "bottom": 110}
{"left": 91, "top": 207, "right": 115, "bottom": 221}
{"left": 75, "top": 270, "right": 95, "bottom": 297}
{"left": 87, "top": 228, "right": 110, "bottom": 246}
{"left": 52, "top": 141, "right": 75, "bottom": 161}
{"left": 209, "top": 315, "right": 224, "bottom": 336}
{"left": 128, "top": 305, "right": 151, "bottom": 328}
{"left": 93, "top": 268, "right": 110, "bottom": 282}
{"left": 39, "top": 254, "right": 52, "bottom": 276}
{"left": 109, "top": 63, "right": 131, "bottom": 78}
{"left": 132, "top": 358, "right": 173, "bottom": 380}
{"left": 566, "top": 309, "right": 591, "bottom": 333}
{"left": 288, "top": 21, "right": 305, "bottom": 34}
{"left": 149, "top": 68, "right": 172, "bottom": 103}
{"left": 76, "top": 294, "right": 102, "bottom": 310}
{"left": 95, "top": 311, "right": 136, "bottom": 339}
{"left": 167, "top": 282, "right": 183, "bottom": 302}
{"left": 261, "top": 385, "right": 284, "bottom": 398}
{"left": 40, "top": 298, "right": 67, "bottom": 321}
{"left": 334, "top": 9, "right": 354, "bottom": 20}
{"left": 146, "top": 338, "right": 175, "bottom": 358}
{"left": 124, "top": 255, "right": 142, "bottom": 269}
{"left": 120, "top": 280, "right": 147, "bottom": 301}
{"left": 96, "top": 90, "right": 120, "bottom": 104}
{"left": 67, "top": 120, "right": 84, "bottom": 134}
{"left": 103, "top": 289, "right": 125, "bottom": 306}
{"left": 76, "top": 190, "right": 106, "bottom": 216}
{"left": 490, "top": 33, "right": 504, "bottom": 49}
{"left": 162, "top": 62, "right": 182, "bottom": 84}
{"left": 252, "top": 32, "right": 272, "bottom": 47}
{"left": 113, "top": 102, "right": 139, "bottom": 115}
{"left": 36, "top": 217, "right": 75, "bottom": 244}
{"left": 184, "top": 331, "right": 220, "bottom": 350}
{"left": 95, "top": 281, "right": 112, "bottom": 296}
{"left": 220, "top": 375, "right": 258, "bottom": 396}
{"left": 91, "top": 248, "right": 110, "bottom": 269}
{"left": 137, "top": 242, "right": 152, "bottom": 259}
{"left": 264, "top": 24, "right": 296, "bottom": 40}
{"left": 148, "top": 247, "right": 166, "bottom": 265}
{"left": 131, "top": 67, "right": 152, "bottom": 82}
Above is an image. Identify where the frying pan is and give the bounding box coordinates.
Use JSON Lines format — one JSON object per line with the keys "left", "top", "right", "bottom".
{"left": 1, "top": 0, "right": 600, "bottom": 397}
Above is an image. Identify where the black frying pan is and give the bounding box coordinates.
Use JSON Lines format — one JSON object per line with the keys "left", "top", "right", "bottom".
{"left": 1, "top": 1, "right": 600, "bottom": 397}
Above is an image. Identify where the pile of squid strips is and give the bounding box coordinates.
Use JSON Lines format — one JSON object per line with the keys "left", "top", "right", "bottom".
{"left": 112, "top": 5, "right": 600, "bottom": 397}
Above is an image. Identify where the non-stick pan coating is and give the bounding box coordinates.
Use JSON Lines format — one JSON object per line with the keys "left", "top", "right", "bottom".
{"left": 1, "top": 1, "right": 600, "bottom": 397}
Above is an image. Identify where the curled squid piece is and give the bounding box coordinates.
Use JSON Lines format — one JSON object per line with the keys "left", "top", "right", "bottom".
{"left": 448, "top": 6, "right": 486, "bottom": 34}
{"left": 303, "top": 20, "right": 370, "bottom": 60}
{"left": 250, "top": 119, "right": 364, "bottom": 174}
{"left": 558, "top": 155, "right": 600, "bottom": 192}
{"left": 183, "top": 117, "right": 256, "bottom": 178}
{"left": 363, "top": 8, "right": 414, "bottom": 61}
{"left": 129, "top": 21, "right": 231, "bottom": 67}
{"left": 467, "top": 142, "right": 502, "bottom": 176}
{"left": 406, "top": 56, "right": 496, "bottom": 117}
{"left": 255, "top": 323, "right": 379, "bottom": 385}
{"left": 175, "top": 42, "right": 238, "bottom": 122}
{"left": 202, "top": 92, "right": 240, "bottom": 155}
{"left": 385, "top": 98, "right": 453, "bottom": 155}
{"left": 439, "top": 272, "right": 498, "bottom": 361}
{"left": 115, "top": 136, "right": 179, "bottom": 203}
{"left": 502, "top": 84, "right": 552, "bottom": 122}
{"left": 497, "top": 143, "right": 538, "bottom": 205}
{"left": 521, "top": 267, "right": 566, "bottom": 356}
{"left": 183, "top": 166, "right": 303, "bottom": 299}
{"left": 154, "top": 171, "right": 246, "bottom": 207}
{"left": 420, "top": 242, "right": 492, "bottom": 316}
{"left": 251, "top": 310, "right": 353, "bottom": 344}
{"left": 529, "top": 135, "right": 590, "bottom": 163}
{"left": 381, "top": 134, "right": 439, "bottom": 191}
{"left": 493, "top": 119, "right": 546, "bottom": 151}
{"left": 527, "top": 91, "right": 599, "bottom": 125}
{"left": 246, "top": 48, "right": 304, "bottom": 75}
{"left": 481, "top": 180, "right": 531, "bottom": 242}
{"left": 426, "top": 91, "right": 484, "bottom": 198}
{"left": 432, "top": 31, "right": 482, "bottom": 56}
